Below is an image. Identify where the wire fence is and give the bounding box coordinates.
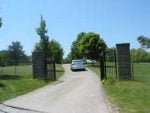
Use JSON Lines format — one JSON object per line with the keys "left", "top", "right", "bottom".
{"left": 0, "top": 65, "right": 32, "bottom": 77}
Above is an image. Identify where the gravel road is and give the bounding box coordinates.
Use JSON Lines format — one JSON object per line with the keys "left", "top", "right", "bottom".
{"left": 0, "top": 64, "right": 117, "bottom": 113}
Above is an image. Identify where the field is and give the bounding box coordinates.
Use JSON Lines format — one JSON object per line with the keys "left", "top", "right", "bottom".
{"left": 0, "top": 64, "right": 64, "bottom": 102}
{"left": 88, "top": 63, "right": 150, "bottom": 113}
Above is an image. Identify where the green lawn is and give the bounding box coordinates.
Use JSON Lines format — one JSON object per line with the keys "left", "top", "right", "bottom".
{"left": 88, "top": 63, "right": 150, "bottom": 113}
{"left": 0, "top": 64, "right": 64, "bottom": 102}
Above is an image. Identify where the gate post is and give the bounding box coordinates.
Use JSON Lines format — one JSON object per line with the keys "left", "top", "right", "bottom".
{"left": 53, "top": 61, "right": 56, "bottom": 81}
{"left": 116, "top": 43, "right": 132, "bottom": 80}
{"left": 32, "top": 51, "right": 47, "bottom": 80}
{"left": 100, "top": 51, "right": 106, "bottom": 80}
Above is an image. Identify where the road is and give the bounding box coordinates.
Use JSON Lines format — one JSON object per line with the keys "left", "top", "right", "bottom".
{"left": 0, "top": 64, "right": 117, "bottom": 113}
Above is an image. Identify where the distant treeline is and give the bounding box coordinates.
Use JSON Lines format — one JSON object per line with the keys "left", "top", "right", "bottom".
{"left": 107, "top": 48, "right": 150, "bottom": 62}
{"left": 130, "top": 48, "right": 150, "bottom": 62}
{"left": 63, "top": 47, "right": 150, "bottom": 63}
{"left": 0, "top": 41, "right": 31, "bottom": 66}
{"left": 0, "top": 50, "right": 31, "bottom": 66}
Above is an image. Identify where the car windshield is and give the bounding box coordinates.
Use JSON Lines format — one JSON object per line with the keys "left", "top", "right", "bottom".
{"left": 72, "top": 60, "right": 83, "bottom": 65}
{"left": 73, "top": 60, "right": 83, "bottom": 65}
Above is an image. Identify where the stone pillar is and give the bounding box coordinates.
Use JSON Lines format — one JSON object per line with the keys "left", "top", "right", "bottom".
{"left": 32, "top": 51, "right": 46, "bottom": 79}
{"left": 116, "top": 43, "right": 132, "bottom": 80}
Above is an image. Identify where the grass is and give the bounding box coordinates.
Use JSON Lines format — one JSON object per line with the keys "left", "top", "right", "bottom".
{"left": 87, "top": 63, "right": 150, "bottom": 113}
{"left": 0, "top": 64, "right": 64, "bottom": 102}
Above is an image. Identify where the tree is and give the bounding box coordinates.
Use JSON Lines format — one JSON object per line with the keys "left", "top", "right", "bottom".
{"left": 34, "top": 39, "right": 64, "bottom": 63}
{"left": 8, "top": 41, "right": 24, "bottom": 65}
{"left": 137, "top": 35, "right": 150, "bottom": 48}
{"left": 34, "top": 43, "right": 42, "bottom": 51}
{"left": 130, "top": 48, "right": 149, "bottom": 62}
{"left": 0, "top": 50, "right": 9, "bottom": 66}
{"left": 145, "top": 53, "right": 150, "bottom": 62}
{"left": 35, "top": 16, "right": 64, "bottom": 64}
{"left": 70, "top": 32, "right": 107, "bottom": 60}
{"left": 35, "top": 16, "right": 49, "bottom": 57}
{"left": 48, "top": 39, "right": 64, "bottom": 63}
{"left": 80, "top": 32, "right": 106, "bottom": 60}
{"left": 106, "top": 47, "right": 116, "bottom": 62}
{"left": 70, "top": 32, "right": 85, "bottom": 59}
{"left": 19, "top": 54, "right": 31, "bottom": 64}
{"left": 63, "top": 54, "right": 72, "bottom": 64}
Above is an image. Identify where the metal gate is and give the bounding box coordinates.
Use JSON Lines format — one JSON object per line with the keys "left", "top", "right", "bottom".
{"left": 100, "top": 50, "right": 117, "bottom": 80}
{"left": 47, "top": 61, "right": 56, "bottom": 81}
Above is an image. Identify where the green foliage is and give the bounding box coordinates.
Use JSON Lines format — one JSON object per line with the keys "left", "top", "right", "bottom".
{"left": 0, "top": 50, "right": 9, "bottom": 66}
{"left": 34, "top": 39, "right": 64, "bottom": 63}
{"left": 48, "top": 39, "right": 64, "bottom": 63}
{"left": 8, "top": 41, "right": 24, "bottom": 65}
{"left": 130, "top": 48, "right": 150, "bottom": 62}
{"left": 81, "top": 32, "right": 106, "bottom": 60}
{"left": 137, "top": 35, "right": 150, "bottom": 48}
{"left": 70, "top": 32, "right": 85, "bottom": 59}
{"left": 34, "top": 43, "right": 42, "bottom": 51}
{"left": 106, "top": 47, "right": 116, "bottom": 62}
{"left": 35, "top": 16, "right": 49, "bottom": 57}
{"left": 19, "top": 54, "right": 31, "bottom": 64}
{"left": 70, "top": 32, "right": 107, "bottom": 60}
{"left": 63, "top": 54, "right": 72, "bottom": 63}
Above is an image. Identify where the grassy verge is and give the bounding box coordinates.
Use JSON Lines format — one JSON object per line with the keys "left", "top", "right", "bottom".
{"left": 87, "top": 63, "right": 150, "bottom": 113}
{"left": 0, "top": 64, "right": 64, "bottom": 102}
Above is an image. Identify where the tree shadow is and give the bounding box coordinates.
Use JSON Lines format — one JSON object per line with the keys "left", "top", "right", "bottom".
{"left": 56, "top": 70, "right": 65, "bottom": 72}
{"left": 0, "top": 83, "right": 6, "bottom": 88}
{"left": 86, "top": 64, "right": 100, "bottom": 67}
{"left": 0, "top": 75, "right": 22, "bottom": 80}
{"left": 132, "top": 79, "right": 150, "bottom": 83}
{"left": 72, "top": 69, "right": 87, "bottom": 72}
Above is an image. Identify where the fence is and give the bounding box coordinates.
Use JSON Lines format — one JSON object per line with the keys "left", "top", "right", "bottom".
{"left": 0, "top": 65, "right": 32, "bottom": 76}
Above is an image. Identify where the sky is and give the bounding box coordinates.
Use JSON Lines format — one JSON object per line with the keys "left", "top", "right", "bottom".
{"left": 0, "top": 0, "right": 150, "bottom": 57}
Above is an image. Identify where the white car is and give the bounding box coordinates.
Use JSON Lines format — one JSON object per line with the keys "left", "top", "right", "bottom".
{"left": 71, "top": 59, "right": 85, "bottom": 71}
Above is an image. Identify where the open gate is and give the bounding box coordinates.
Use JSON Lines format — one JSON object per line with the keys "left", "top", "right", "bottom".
{"left": 46, "top": 60, "right": 56, "bottom": 81}
{"left": 100, "top": 50, "right": 117, "bottom": 80}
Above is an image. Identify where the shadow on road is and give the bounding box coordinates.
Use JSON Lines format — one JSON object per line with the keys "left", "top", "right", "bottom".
{"left": 0, "top": 75, "right": 22, "bottom": 80}
{"left": 71, "top": 69, "right": 87, "bottom": 72}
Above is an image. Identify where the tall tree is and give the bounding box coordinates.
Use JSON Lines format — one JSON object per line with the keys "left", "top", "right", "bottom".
{"left": 35, "top": 16, "right": 49, "bottom": 57}
{"left": 8, "top": 41, "right": 24, "bottom": 65}
{"left": 137, "top": 35, "right": 150, "bottom": 48}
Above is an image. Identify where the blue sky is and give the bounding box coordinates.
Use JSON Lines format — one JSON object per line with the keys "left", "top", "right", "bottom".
{"left": 0, "top": 0, "right": 150, "bottom": 57}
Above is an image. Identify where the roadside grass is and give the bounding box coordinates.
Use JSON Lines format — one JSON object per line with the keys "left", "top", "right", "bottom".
{"left": 87, "top": 63, "right": 150, "bottom": 113}
{"left": 0, "top": 64, "right": 64, "bottom": 102}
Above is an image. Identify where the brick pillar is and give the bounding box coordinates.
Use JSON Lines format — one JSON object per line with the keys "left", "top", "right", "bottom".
{"left": 116, "top": 43, "right": 132, "bottom": 80}
{"left": 32, "top": 51, "right": 46, "bottom": 79}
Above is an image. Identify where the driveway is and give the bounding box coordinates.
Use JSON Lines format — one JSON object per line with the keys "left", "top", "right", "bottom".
{"left": 0, "top": 64, "right": 117, "bottom": 113}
